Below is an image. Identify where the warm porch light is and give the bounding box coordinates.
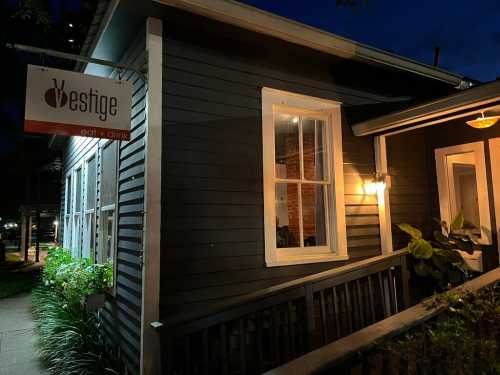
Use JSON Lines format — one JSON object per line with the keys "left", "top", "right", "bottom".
{"left": 364, "top": 174, "right": 387, "bottom": 195}
{"left": 466, "top": 112, "right": 500, "bottom": 129}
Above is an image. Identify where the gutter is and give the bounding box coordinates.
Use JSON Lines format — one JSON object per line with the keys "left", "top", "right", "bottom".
{"left": 351, "top": 80, "right": 500, "bottom": 136}
{"left": 154, "top": 0, "right": 468, "bottom": 87}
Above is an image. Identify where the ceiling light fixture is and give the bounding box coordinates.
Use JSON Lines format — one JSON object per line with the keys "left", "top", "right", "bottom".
{"left": 466, "top": 112, "right": 500, "bottom": 129}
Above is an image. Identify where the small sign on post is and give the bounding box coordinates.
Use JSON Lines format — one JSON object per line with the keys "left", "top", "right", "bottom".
{"left": 24, "top": 65, "right": 132, "bottom": 140}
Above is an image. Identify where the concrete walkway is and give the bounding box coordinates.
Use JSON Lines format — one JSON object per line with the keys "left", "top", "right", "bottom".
{"left": 0, "top": 293, "right": 47, "bottom": 375}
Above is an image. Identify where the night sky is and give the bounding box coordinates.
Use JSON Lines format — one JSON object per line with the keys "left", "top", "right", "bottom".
{"left": 1, "top": 0, "right": 499, "bottom": 219}
{"left": 0, "top": 0, "right": 96, "bottom": 219}
{"left": 239, "top": 0, "right": 500, "bottom": 82}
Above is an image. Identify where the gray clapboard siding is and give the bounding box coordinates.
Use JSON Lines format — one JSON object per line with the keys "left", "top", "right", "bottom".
{"left": 160, "top": 15, "right": 388, "bottom": 317}
{"left": 60, "top": 30, "right": 147, "bottom": 375}
{"left": 386, "top": 129, "right": 432, "bottom": 249}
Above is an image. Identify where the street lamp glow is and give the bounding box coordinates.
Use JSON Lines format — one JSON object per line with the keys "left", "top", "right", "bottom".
{"left": 53, "top": 220, "right": 59, "bottom": 226}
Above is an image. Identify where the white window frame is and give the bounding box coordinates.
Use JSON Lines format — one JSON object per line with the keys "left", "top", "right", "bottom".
{"left": 63, "top": 172, "right": 73, "bottom": 249}
{"left": 97, "top": 139, "right": 119, "bottom": 288}
{"left": 262, "top": 87, "right": 348, "bottom": 267}
{"left": 71, "top": 163, "right": 84, "bottom": 257}
{"left": 83, "top": 150, "right": 97, "bottom": 259}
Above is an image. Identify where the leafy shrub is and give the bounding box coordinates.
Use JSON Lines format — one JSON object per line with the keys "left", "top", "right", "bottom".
{"left": 398, "top": 212, "right": 477, "bottom": 290}
{"left": 42, "top": 247, "right": 112, "bottom": 307}
{"left": 33, "top": 246, "right": 124, "bottom": 375}
{"left": 384, "top": 284, "right": 500, "bottom": 374}
{"left": 43, "top": 246, "right": 73, "bottom": 283}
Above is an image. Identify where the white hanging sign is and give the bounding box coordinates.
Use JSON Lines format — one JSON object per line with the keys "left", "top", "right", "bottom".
{"left": 24, "top": 64, "right": 132, "bottom": 140}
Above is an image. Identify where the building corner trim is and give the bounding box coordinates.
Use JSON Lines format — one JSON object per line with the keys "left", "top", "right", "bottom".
{"left": 141, "top": 17, "right": 163, "bottom": 375}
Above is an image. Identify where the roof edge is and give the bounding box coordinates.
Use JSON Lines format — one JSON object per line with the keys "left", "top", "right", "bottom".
{"left": 154, "top": 0, "right": 467, "bottom": 86}
{"left": 351, "top": 80, "right": 500, "bottom": 136}
{"left": 76, "top": 0, "right": 119, "bottom": 73}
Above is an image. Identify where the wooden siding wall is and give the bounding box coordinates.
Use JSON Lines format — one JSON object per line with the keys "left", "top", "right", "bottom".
{"left": 386, "top": 130, "right": 432, "bottom": 249}
{"left": 158, "top": 12, "right": 415, "bottom": 317}
{"left": 60, "top": 31, "right": 147, "bottom": 374}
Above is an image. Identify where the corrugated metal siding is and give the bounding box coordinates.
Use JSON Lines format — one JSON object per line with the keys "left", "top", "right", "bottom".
{"left": 60, "top": 31, "right": 147, "bottom": 375}
{"left": 160, "top": 18, "right": 385, "bottom": 316}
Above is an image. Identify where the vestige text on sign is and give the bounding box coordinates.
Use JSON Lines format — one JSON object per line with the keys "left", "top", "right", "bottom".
{"left": 25, "top": 65, "right": 133, "bottom": 140}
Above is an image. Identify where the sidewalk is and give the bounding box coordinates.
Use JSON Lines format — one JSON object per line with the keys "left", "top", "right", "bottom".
{"left": 0, "top": 293, "right": 46, "bottom": 375}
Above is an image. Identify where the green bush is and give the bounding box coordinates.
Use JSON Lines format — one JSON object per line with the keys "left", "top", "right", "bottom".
{"left": 43, "top": 247, "right": 113, "bottom": 307}
{"left": 384, "top": 284, "right": 500, "bottom": 374}
{"left": 33, "top": 247, "right": 124, "bottom": 375}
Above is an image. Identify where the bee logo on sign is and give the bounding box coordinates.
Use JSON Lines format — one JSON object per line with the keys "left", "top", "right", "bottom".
{"left": 25, "top": 65, "right": 132, "bottom": 140}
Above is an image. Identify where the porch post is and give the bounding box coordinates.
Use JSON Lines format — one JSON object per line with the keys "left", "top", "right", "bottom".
{"left": 24, "top": 216, "right": 31, "bottom": 262}
{"left": 375, "top": 136, "right": 393, "bottom": 254}
{"left": 35, "top": 210, "right": 40, "bottom": 263}
{"left": 20, "top": 215, "right": 27, "bottom": 259}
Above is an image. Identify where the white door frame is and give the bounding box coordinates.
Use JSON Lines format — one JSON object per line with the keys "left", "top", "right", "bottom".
{"left": 435, "top": 141, "right": 492, "bottom": 245}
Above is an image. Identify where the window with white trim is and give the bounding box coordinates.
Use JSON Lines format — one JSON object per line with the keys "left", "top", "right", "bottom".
{"left": 98, "top": 141, "right": 118, "bottom": 265}
{"left": 83, "top": 153, "right": 97, "bottom": 259}
{"left": 63, "top": 173, "right": 72, "bottom": 249}
{"left": 262, "top": 88, "right": 348, "bottom": 267}
{"left": 72, "top": 165, "right": 83, "bottom": 257}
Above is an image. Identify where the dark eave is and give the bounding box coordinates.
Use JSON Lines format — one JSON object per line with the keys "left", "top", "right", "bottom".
{"left": 351, "top": 80, "right": 500, "bottom": 136}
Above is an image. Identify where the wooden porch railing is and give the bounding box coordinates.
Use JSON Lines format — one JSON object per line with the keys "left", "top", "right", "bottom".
{"left": 265, "top": 267, "right": 500, "bottom": 375}
{"left": 158, "top": 250, "right": 410, "bottom": 375}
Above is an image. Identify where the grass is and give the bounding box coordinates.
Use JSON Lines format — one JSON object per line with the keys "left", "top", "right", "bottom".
{"left": 0, "top": 251, "right": 40, "bottom": 298}
{"left": 0, "top": 270, "right": 39, "bottom": 298}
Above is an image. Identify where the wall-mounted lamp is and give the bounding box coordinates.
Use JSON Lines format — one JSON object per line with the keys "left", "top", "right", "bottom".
{"left": 364, "top": 173, "right": 389, "bottom": 195}
{"left": 466, "top": 112, "right": 500, "bottom": 129}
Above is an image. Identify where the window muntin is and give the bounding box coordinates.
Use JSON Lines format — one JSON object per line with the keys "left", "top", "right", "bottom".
{"left": 65, "top": 175, "right": 72, "bottom": 215}
{"left": 98, "top": 141, "right": 118, "bottom": 267}
{"left": 75, "top": 168, "right": 82, "bottom": 213}
{"left": 83, "top": 154, "right": 97, "bottom": 259}
{"left": 72, "top": 166, "right": 83, "bottom": 257}
{"left": 86, "top": 156, "right": 96, "bottom": 211}
{"left": 101, "top": 210, "right": 115, "bottom": 262}
{"left": 274, "top": 113, "right": 330, "bottom": 251}
{"left": 262, "top": 88, "right": 347, "bottom": 267}
{"left": 63, "top": 174, "right": 72, "bottom": 249}
{"left": 101, "top": 142, "right": 117, "bottom": 208}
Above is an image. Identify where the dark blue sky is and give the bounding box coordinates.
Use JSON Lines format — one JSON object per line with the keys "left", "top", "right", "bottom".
{"left": 239, "top": 0, "right": 500, "bottom": 82}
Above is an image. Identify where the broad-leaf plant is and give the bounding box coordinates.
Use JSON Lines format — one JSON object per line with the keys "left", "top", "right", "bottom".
{"left": 398, "top": 212, "right": 478, "bottom": 289}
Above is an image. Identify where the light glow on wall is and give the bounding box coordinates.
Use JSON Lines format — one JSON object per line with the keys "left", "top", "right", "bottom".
{"left": 364, "top": 174, "right": 388, "bottom": 195}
